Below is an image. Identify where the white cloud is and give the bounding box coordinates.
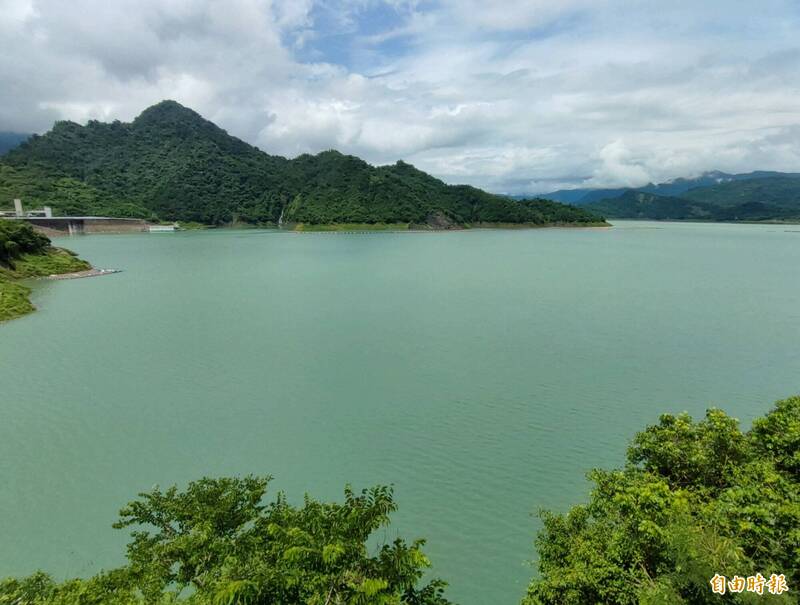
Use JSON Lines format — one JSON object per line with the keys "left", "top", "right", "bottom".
{"left": 1, "top": 0, "right": 799, "bottom": 192}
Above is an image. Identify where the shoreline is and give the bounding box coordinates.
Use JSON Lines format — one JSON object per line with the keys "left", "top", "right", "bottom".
{"left": 606, "top": 217, "right": 800, "bottom": 225}
{"left": 288, "top": 220, "right": 611, "bottom": 232}
{"left": 47, "top": 268, "right": 121, "bottom": 280}
{"left": 0, "top": 247, "right": 93, "bottom": 322}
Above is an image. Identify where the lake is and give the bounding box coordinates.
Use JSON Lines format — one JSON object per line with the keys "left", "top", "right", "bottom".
{"left": 1, "top": 221, "right": 799, "bottom": 604}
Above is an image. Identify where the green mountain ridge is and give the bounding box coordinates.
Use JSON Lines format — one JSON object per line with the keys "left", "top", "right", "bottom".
{"left": 583, "top": 178, "right": 800, "bottom": 221}
{"left": 582, "top": 190, "right": 716, "bottom": 220}
{"left": 0, "top": 101, "right": 603, "bottom": 228}
{"left": 543, "top": 170, "right": 800, "bottom": 205}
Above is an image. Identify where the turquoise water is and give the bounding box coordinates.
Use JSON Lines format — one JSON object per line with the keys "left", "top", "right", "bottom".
{"left": 1, "top": 221, "right": 799, "bottom": 604}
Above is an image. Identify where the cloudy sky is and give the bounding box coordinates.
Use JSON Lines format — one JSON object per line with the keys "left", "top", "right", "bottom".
{"left": 2, "top": 0, "right": 799, "bottom": 193}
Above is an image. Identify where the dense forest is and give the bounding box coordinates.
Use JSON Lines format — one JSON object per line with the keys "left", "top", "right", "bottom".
{"left": 569, "top": 176, "right": 800, "bottom": 221}
{"left": 581, "top": 191, "right": 718, "bottom": 221}
{"left": 1, "top": 396, "right": 797, "bottom": 604}
{"left": 0, "top": 221, "right": 89, "bottom": 321}
{"left": 0, "top": 101, "right": 604, "bottom": 228}
{"left": 526, "top": 396, "right": 799, "bottom": 604}
{"left": 0, "top": 218, "right": 49, "bottom": 265}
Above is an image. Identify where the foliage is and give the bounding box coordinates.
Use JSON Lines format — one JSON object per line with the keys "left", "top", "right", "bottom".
{"left": 11, "top": 248, "right": 91, "bottom": 278}
{"left": 681, "top": 177, "right": 800, "bottom": 211}
{"left": 0, "top": 477, "right": 452, "bottom": 605}
{"left": 0, "top": 219, "right": 50, "bottom": 265}
{"left": 1, "top": 101, "right": 604, "bottom": 227}
{"left": 584, "top": 179, "right": 800, "bottom": 221}
{"left": 0, "top": 220, "right": 90, "bottom": 321}
{"left": 583, "top": 191, "right": 717, "bottom": 221}
{"left": 0, "top": 165, "right": 154, "bottom": 220}
{"left": 0, "top": 275, "right": 34, "bottom": 321}
{"left": 524, "top": 396, "right": 800, "bottom": 604}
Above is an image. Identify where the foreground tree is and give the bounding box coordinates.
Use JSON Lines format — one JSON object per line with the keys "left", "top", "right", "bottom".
{"left": 524, "top": 396, "right": 800, "bottom": 605}
{"left": 0, "top": 478, "right": 450, "bottom": 605}
{"left": 3, "top": 396, "right": 797, "bottom": 604}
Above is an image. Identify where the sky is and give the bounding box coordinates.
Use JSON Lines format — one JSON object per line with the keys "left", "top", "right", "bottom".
{"left": 1, "top": 0, "right": 800, "bottom": 194}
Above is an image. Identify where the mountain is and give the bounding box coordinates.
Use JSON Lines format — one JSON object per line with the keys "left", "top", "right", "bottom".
{"left": 0, "top": 101, "right": 603, "bottom": 228}
{"left": 0, "top": 132, "right": 31, "bottom": 155}
{"left": 544, "top": 170, "right": 800, "bottom": 206}
{"left": 582, "top": 190, "right": 716, "bottom": 220}
{"left": 533, "top": 188, "right": 605, "bottom": 204}
{"left": 681, "top": 177, "right": 800, "bottom": 210}
{"left": 584, "top": 179, "right": 800, "bottom": 221}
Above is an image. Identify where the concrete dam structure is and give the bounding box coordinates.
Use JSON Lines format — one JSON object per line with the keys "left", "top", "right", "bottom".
{"left": 1, "top": 199, "right": 151, "bottom": 234}
{"left": 18, "top": 216, "right": 151, "bottom": 235}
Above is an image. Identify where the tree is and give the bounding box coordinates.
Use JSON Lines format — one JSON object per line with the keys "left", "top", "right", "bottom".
{"left": 524, "top": 396, "right": 800, "bottom": 604}
{"left": 0, "top": 477, "right": 451, "bottom": 605}
{"left": 0, "top": 220, "right": 50, "bottom": 265}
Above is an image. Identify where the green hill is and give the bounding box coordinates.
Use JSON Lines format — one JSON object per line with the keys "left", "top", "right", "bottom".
{"left": 584, "top": 178, "right": 800, "bottom": 222}
{"left": 583, "top": 190, "right": 716, "bottom": 220}
{"left": 682, "top": 176, "right": 800, "bottom": 212}
{"left": 1, "top": 101, "right": 603, "bottom": 228}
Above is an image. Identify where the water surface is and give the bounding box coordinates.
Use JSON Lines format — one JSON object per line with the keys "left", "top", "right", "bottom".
{"left": 1, "top": 221, "right": 799, "bottom": 603}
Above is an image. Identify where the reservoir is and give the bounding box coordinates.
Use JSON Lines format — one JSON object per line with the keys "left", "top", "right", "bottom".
{"left": 1, "top": 221, "right": 798, "bottom": 604}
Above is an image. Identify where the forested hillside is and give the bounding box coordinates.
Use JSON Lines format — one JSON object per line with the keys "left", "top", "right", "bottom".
{"left": 578, "top": 176, "right": 800, "bottom": 222}
{"left": 0, "top": 221, "right": 90, "bottom": 321}
{"left": 582, "top": 190, "right": 716, "bottom": 221}
{"left": 682, "top": 177, "right": 800, "bottom": 210}
{"left": 1, "top": 101, "right": 603, "bottom": 228}
{"left": 544, "top": 171, "right": 800, "bottom": 206}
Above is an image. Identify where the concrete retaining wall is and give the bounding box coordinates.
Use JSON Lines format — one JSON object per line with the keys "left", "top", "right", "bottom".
{"left": 18, "top": 217, "right": 150, "bottom": 235}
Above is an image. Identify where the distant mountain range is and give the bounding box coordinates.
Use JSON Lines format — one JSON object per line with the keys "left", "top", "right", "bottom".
{"left": 0, "top": 101, "right": 602, "bottom": 228}
{"left": 541, "top": 171, "right": 800, "bottom": 221}
{"left": 0, "top": 132, "right": 31, "bottom": 155}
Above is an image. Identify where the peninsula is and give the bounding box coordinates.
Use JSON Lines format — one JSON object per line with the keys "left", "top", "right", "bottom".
{"left": 0, "top": 101, "right": 605, "bottom": 230}
{"left": 0, "top": 220, "right": 91, "bottom": 321}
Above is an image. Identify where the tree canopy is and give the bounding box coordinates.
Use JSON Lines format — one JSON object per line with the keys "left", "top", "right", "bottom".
{"left": 0, "top": 478, "right": 451, "bottom": 605}
{"left": 524, "top": 396, "right": 800, "bottom": 604}
{"left": 0, "top": 101, "right": 604, "bottom": 227}
{"left": 0, "top": 219, "right": 49, "bottom": 266}
{"left": 2, "top": 397, "right": 797, "bottom": 603}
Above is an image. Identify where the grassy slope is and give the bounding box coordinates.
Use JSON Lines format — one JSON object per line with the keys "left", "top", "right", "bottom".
{"left": 0, "top": 248, "right": 90, "bottom": 322}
